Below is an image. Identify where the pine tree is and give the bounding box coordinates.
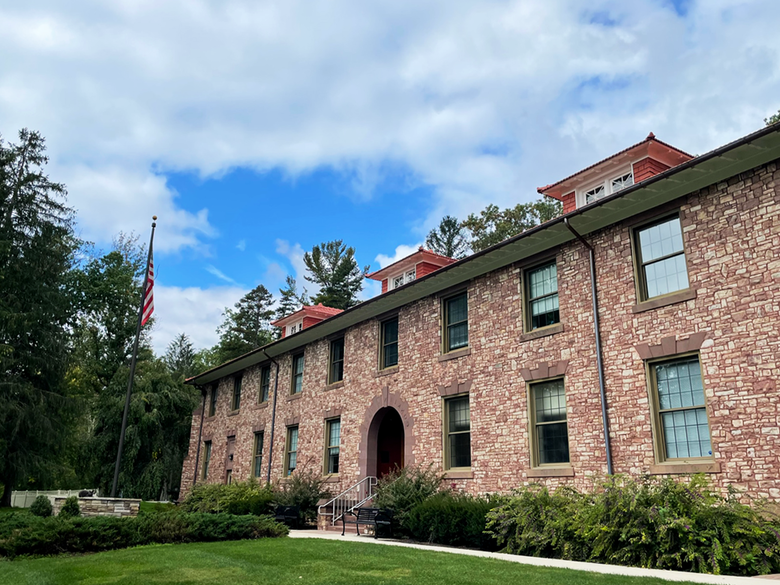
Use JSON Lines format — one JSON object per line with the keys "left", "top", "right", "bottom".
{"left": 0, "top": 129, "right": 79, "bottom": 506}
{"left": 215, "top": 284, "right": 275, "bottom": 362}
{"left": 163, "top": 333, "right": 196, "bottom": 380}
{"left": 425, "top": 215, "right": 470, "bottom": 259}
{"left": 276, "top": 275, "right": 308, "bottom": 320}
{"left": 303, "top": 240, "right": 368, "bottom": 310}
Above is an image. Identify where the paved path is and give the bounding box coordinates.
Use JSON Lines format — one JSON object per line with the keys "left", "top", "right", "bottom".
{"left": 289, "top": 530, "right": 777, "bottom": 584}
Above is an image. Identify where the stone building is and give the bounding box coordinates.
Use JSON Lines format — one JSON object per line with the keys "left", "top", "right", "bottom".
{"left": 181, "top": 124, "right": 780, "bottom": 513}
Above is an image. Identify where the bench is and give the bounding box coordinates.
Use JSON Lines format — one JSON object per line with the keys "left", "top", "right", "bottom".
{"left": 274, "top": 505, "right": 300, "bottom": 528}
{"left": 341, "top": 507, "right": 393, "bottom": 538}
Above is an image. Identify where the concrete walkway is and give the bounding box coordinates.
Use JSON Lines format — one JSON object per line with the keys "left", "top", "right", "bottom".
{"left": 289, "top": 530, "right": 777, "bottom": 584}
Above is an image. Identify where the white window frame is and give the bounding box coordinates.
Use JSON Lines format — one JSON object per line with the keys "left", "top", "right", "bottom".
{"left": 388, "top": 267, "right": 417, "bottom": 290}
{"left": 576, "top": 164, "right": 636, "bottom": 208}
{"left": 287, "top": 321, "right": 303, "bottom": 336}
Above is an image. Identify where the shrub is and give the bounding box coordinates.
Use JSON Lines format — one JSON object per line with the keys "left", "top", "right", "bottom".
{"left": 181, "top": 479, "right": 274, "bottom": 516}
{"left": 274, "top": 468, "right": 331, "bottom": 523}
{"left": 373, "top": 464, "right": 444, "bottom": 533}
{"left": 405, "top": 492, "right": 500, "bottom": 550}
{"left": 485, "top": 475, "right": 780, "bottom": 576}
{"left": 0, "top": 512, "right": 287, "bottom": 559}
{"left": 58, "top": 496, "right": 80, "bottom": 519}
{"left": 29, "top": 496, "right": 53, "bottom": 518}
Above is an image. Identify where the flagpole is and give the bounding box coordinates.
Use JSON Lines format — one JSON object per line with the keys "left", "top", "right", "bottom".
{"left": 110, "top": 216, "right": 157, "bottom": 498}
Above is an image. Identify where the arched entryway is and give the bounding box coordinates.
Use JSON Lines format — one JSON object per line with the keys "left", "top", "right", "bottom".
{"left": 366, "top": 407, "right": 405, "bottom": 478}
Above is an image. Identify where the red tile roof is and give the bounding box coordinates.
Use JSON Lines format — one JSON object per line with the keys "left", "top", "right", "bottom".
{"left": 367, "top": 247, "right": 456, "bottom": 281}
{"left": 271, "top": 303, "right": 343, "bottom": 327}
{"left": 538, "top": 133, "right": 694, "bottom": 197}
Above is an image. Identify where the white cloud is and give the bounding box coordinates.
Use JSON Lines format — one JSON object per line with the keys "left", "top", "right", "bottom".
{"left": 236, "top": 239, "right": 246, "bottom": 251}
{"left": 375, "top": 242, "right": 424, "bottom": 269}
{"left": 205, "top": 264, "right": 239, "bottom": 285}
{"left": 1, "top": 0, "right": 779, "bottom": 252}
{"left": 152, "top": 283, "right": 247, "bottom": 354}
{"left": 275, "top": 239, "right": 310, "bottom": 287}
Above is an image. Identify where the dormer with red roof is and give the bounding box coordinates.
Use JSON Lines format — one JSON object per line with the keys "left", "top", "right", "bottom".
{"left": 538, "top": 133, "right": 694, "bottom": 213}
{"left": 367, "top": 247, "right": 457, "bottom": 294}
{"left": 271, "top": 303, "right": 344, "bottom": 338}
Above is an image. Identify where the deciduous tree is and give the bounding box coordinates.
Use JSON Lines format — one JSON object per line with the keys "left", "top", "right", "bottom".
{"left": 463, "top": 198, "right": 562, "bottom": 253}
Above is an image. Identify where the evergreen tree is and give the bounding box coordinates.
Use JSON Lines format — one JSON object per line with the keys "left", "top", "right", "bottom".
{"left": 0, "top": 129, "right": 79, "bottom": 506}
{"left": 766, "top": 109, "right": 780, "bottom": 126}
{"left": 462, "top": 198, "right": 562, "bottom": 253}
{"left": 163, "top": 333, "right": 196, "bottom": 380}
{"left": 215, "top": 284, "right": 275, "bottom": 362}
{"left": 276, "top": 275, "right": 308, "bottom": 320}
{"left": 425, "top": 215, "right": 470, "bottom": 259}
{"left": 303, "top": 240, "right": 368, "bottom": 310}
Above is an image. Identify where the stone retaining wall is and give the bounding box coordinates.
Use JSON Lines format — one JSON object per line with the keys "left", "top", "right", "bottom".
{"left": 52, "top": 496, "right": 141, "bottom": 518}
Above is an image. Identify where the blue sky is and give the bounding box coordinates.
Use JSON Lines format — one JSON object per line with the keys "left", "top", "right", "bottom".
{"left": 1, "top": 0, "right": 779, "bottom": 353}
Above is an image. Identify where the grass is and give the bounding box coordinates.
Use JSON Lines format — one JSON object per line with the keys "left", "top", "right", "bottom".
{"left": 1, "top": 537, "right": 700, "bottom": 585}
{"left": 139, "top": 501, "right": 177, "bottom": 515}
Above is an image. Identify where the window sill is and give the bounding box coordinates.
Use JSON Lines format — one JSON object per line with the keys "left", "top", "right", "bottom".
{"left": 527, "top": 467, "right": 574, "bottom": 478}
{"left": 438, "top": 347, "right": 471, "bottom": 362}
{"left": 520, "top": 323, "right": 564, "bottom": 342}
{"left": 287, "top": 393, "right": 303, "bottom": 402}
{"left": 255, "top": 402, "right": 269, "bottom": 409}
{"left": 227, "top": 410, "right": 240, "bottom": 417}
{"left": 648, "top": 461, "right": 720, "bottom": 475}
{"left": 444, "top": 470, "right": 473, "bottom": 479}
{"left": 632, "top": 288, "right": 697, "bottom": 314}
{"left": 322, "top": 474, "right": 340, "bottom": 482}
{"left": 325, "top": 381, "right": 344, "bottom": 391}
{"left": 375, "top": 365, "right": 399, "bottom": 378}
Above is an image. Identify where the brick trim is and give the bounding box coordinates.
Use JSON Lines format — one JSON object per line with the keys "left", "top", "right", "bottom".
{"left": 358, "top": 387, "right": 416, "bottom": 477}
{"left": 438, "top": 379, "right": 473, "bottom": 397}
{"left": 634, "top": 332, "right": 707, "bottom": 360}
{"left": 252, "top": 423, "right": 265, "bottom": 433}
{"left": 284, "top": 416, "right": 300, "bottom": 427}
{"left": 324, "top": 407, "right": 343, "bottom": 419}
{"left": 520, "top": 360, "right": 569, "bottom": 382}
{"left": 226, "top": 430, "right": 236, "bottom": 438}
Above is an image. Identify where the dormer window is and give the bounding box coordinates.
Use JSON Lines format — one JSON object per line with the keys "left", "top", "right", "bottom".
{"left": 585, "top": 185, "right": 606, "bottom": 204}
{"left": 611, "top": 171, "right": 634, "bottom": 193}
{"left": 391, "top": 268, "right": 416, "bottom": 290}
{"left": 287, "top": 321, "right": 303, "bottom": 336}
{"left": 581, "top": 170, "right": 635, "bottom": 207}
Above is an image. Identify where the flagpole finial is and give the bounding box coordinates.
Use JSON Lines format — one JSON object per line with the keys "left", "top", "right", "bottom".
{"left": 152, "top": 215, "right": 157, "bottom": 228}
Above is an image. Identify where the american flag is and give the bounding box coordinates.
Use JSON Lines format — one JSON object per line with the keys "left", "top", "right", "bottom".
{"left": 141, "top": 243, "right": 155, "bottom": 326}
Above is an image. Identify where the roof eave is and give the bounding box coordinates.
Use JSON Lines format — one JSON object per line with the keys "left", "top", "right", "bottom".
{"left": 187, "top": 124, "right": 780, "bottom": 386}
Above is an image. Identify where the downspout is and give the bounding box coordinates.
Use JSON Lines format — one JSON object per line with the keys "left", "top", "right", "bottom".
{"left": 261, "top": 349, "right": 281, "bottom": 485}
{"left": 564, "top": 218, "right": 613, "bottom": 475}
{"left": 192, "top": 385, "right": 208, "bottom": 489}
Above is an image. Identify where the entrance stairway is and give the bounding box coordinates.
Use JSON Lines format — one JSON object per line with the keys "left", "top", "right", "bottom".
{"left": 317, "top": 476, "right": 377, "bottom": 531}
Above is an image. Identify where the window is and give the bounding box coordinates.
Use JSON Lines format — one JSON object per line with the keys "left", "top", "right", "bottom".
{"left": 208, "top": 386, "right": 218, "bottom": 417}
{"left": 201, "top": 441, "right": 212, "bottom": 480}
{"left": 284, "top": 426, "right": 298, "bottom": 476}
{"left": 443, "top": 292, "right": 468, "bottom": 352}
{"left": 253, "top": 432, "right": 264, "bottom": 478}
{"left": 260, "top": 366, "right": 271, "bottom": 403}
{"left": 324, "top": 418, "right": 340, "bottom": 475}
{"left": 634, "top": 215, "right": 689, "bottom": 300}
{"left": 291, "top": 354, "right": 304, "bottom": 394}
{"left": 380, "top": 317, "right": 399, "bottom": 369}
{"left": 526, "top": 262, "right": 559, "bottom": 331}
{"left": 444, "top": 396, "right": 471, "bottom": 469}
{"left": 649, "top": 355, "right": 712, "bottom": 461}
{"left": 390, "top": 269, "right": 417, "bottom": 290}
{"left": 329, "top": 338, "right": 344, "bottom": 384}
{"left": 585, "top": 184, "right": 605, "bottom": 204}
{"left": 530, "top": 379, "right": 570, "bottom": 466}
{"left": 611, "top": 171, "right": 634, "bottom": 192}
{"left": 287, "top": 321, "right": 302, "bottom": 336}
{"left": 231, "top": 375, "right": 242, "bottom": 411}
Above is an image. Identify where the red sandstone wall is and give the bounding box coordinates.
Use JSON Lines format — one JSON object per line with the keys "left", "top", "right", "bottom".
{"left": 562, "top": 191, "right": 576, "bottom": 214}
{"left": 181, "top": 159, "right": 780, "bottom": 501}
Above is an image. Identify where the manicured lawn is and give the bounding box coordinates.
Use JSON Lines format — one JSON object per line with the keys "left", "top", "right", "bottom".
{"left": 1, "top": 537, "right": 697, "bottom": 585}
{"left": 139, "top": 501, "right": 177, "bottom": 514}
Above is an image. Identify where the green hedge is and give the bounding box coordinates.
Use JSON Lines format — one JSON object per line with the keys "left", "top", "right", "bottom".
{"left": 405, "top": 492, "right": 499, "bottom": 550}
{"left": 180, "top": 479, "right": 275, "bottom": 516}
{"left": 373, "top": 465, "right": 444, "bottom": 534}
{"left": 486, "top": 475, "right": 780, "bottom": 576}
{"left": 0, "top": 511, "right": 287, "bottom": 559}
